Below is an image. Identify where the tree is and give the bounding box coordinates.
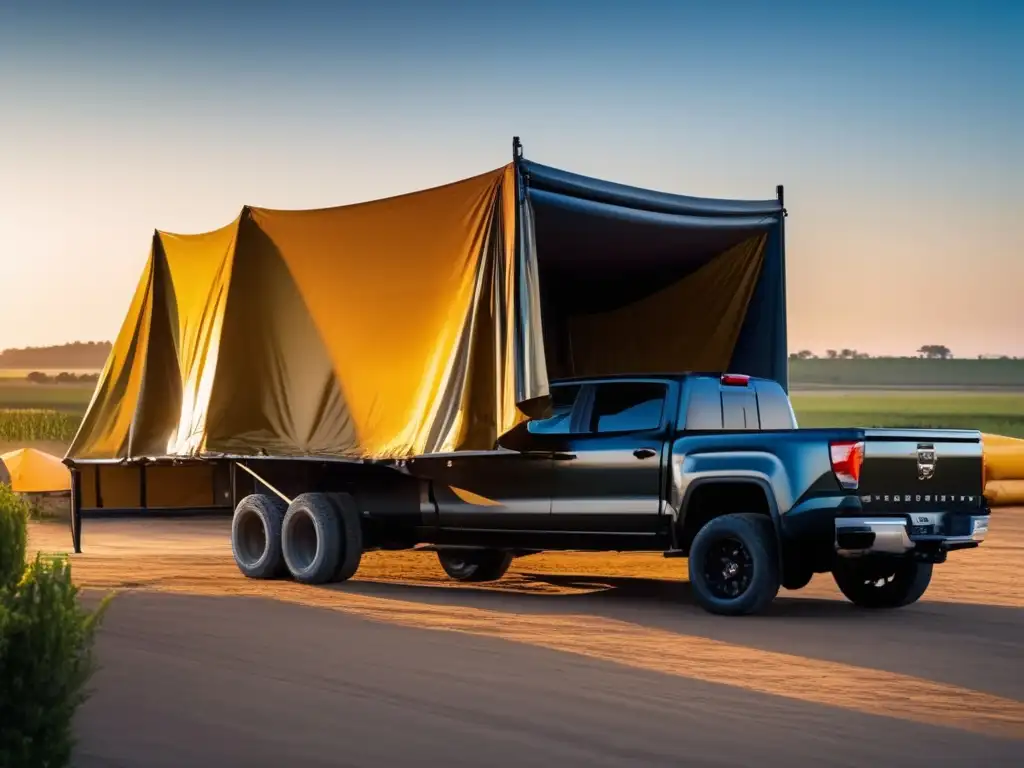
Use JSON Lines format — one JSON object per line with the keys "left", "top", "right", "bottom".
{"left": 917, "top": 345, "right": 952, "bottom": 360}
{"left": 826, "top": 349, "right": 838, "bottom": 359}
{"left": 789, "top": 350, "right": 815, "bottom": 360}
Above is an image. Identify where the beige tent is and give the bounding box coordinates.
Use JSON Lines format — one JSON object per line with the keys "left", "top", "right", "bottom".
{"left": 69, "top": 147, "right": 786, "bottom": 463}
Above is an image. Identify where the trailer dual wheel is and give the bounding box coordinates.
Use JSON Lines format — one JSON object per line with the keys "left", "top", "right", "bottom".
{"left": 281, "top": 492, "right": 363, "bottom": 585}
{"left": 231, "top": 494, "right": 288, "bottom": 579}
{"left": 832, "top": 557, "right": 932, "bottom": 609}
{"left": 437, "top": 549, "right": 513, "bottom": 583}
{"left": 688, "top": 513, "right": 780, "bottom": 616}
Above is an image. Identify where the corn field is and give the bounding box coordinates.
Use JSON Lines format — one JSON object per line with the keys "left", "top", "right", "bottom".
{"left": 0, "top": 409, "right": 80, "bottom": 442}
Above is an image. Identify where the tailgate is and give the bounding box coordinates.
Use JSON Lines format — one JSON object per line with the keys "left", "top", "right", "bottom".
{"left": 858, "top": 429, "right": 985, "bottom": 514}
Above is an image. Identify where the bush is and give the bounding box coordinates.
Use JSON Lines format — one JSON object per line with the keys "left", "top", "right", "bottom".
{"left": 0, "top": 485, "right": 27, "bottom": 590}
{"left": 0, "top": 484, "right": 109, "bottom": 768}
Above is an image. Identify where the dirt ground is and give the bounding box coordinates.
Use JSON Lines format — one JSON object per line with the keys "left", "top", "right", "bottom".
{"left": 28, "top": 511, "right": 1024, "bottom": 752}
{"left": 30, "top": 508, "right": 1024, "bottom": 608}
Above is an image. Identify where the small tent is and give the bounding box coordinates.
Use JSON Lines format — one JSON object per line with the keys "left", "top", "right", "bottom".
{"left": 1, "top": 448, "right": 72, "bottom": 494}
{"left": 68, "top": 141, "right": 786, "bottom": 463}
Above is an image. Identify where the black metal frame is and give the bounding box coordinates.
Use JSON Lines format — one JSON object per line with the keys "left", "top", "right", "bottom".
{"left": 67, "top": 459, "right": 233, "bottom": 553}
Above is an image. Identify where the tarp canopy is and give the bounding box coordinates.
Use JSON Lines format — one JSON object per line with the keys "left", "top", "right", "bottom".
{"left": 69, "top": 147, "right": 785, "bottom": 462}
{"left": 2, "top": 448, "right": 72, "bottom": 493}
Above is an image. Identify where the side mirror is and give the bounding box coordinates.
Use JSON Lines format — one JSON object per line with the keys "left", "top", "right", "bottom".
{"left": 496, "top": 420, "right": 532, "bottom": 452}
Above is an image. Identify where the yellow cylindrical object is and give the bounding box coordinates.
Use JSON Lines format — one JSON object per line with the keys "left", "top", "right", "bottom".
{"left": 984, "top": 445, "right": 1024, "bottom": 482}
{"left": 985, "top": 479, "right": 1024, "bottom": 507}
{"left": 982, "top": 433, "right": 1024, "bottom": 448}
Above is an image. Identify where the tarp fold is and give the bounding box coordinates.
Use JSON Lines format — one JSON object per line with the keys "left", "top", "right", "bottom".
{"left": 68, "top": 154, "right": 786, "bottom": 462}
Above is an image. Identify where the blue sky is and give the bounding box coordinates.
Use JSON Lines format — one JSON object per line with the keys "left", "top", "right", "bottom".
{"left": 2, "top": 0, "right": 1022, "bottom": 356}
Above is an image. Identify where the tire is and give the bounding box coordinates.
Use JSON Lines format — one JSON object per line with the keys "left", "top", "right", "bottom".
{"left": 437, "top": 549, "right": 513, "bottom": 583}
{"left": 327, "top": 492, "right": 363, "bottom": 582}
{"left": 282, "top": 492, "right": 362, "bottom": 585}
{"left": 231, "top": 493, "right": 287, "bottom": 579}
{"left": 688, "top": 513, "right": 780, "bottom": 616}
{"left": 832, "top": 557, "right": 932, "bottom": 609}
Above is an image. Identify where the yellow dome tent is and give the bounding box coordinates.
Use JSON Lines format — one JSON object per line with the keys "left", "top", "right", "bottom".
{"left": 0, "top": 448, "right": 72, "bottom": 494}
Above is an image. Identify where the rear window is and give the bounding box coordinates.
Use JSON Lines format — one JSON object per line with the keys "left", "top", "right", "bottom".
{"left": 754, "top": 381, "right": 798, "bottom": 429}
{"left": 679, "top": 377, "right": 797, "bottom": 431}
{"left": 722, "top": 389, "right": 759, "bottom": 430}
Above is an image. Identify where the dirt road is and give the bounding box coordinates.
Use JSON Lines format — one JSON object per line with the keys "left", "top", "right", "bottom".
{"left": 28, "top": 512, "right": 1024, "bottom": 767}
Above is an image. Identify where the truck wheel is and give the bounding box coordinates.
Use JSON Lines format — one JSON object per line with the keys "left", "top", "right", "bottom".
{"left": 437, "top": 549, "right": 513, "bottom": 583}
{"left": 231, "top": 494, "right": 287, "bottom": 579}
{"left": 688, "top": 513, "right": 780, "bottom": 616}
{"left": 282, "top": 492, "right": 362, "bottom": 585}
{"left": 832, "top": 558, "right": 932, "bottom": 609}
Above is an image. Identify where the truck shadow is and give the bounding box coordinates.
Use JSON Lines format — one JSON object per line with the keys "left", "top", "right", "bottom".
{"left": 323, "top": 571, "right": 1024, "bottom": 701}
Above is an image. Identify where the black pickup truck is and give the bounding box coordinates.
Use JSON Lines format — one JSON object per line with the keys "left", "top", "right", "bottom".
{"left": 229, "top": 372, "right": 991, "bottom": 616}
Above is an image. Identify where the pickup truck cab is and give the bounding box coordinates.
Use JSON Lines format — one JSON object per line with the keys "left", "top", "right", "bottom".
{"left": 406, "top": 372, "right": 990, "bottom": 615}
{"left": 228, "top": 372, "right": 991, "bottom": 617}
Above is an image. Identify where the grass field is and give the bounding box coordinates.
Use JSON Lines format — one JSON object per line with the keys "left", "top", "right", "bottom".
{"left": 0, "top": 360, "right": 1022, "bottom": 444}
{"left": 789, "top": 358, "right": 1024, "bottom": 389}
{"left": 790, "top": 390, "right": 1024, "bottom": 437}
{"left": 0, "top": 381, "right": 96, "bottom": 412}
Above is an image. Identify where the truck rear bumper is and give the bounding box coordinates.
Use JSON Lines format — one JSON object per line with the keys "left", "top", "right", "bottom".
{"left": 835, "top": 514, "right": 990, "bottom": 558}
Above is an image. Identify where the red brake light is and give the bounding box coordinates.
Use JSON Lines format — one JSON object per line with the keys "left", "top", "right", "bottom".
{"left": 721, "top": 373, "right": 750, "bottom": 386}
{"left": 829, "top": 440, "right": 864, "bottom": 490}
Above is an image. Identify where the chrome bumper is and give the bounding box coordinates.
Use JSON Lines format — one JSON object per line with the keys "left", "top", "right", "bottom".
{"left": 835, "top": 515, "right": 990, "bottom": 557}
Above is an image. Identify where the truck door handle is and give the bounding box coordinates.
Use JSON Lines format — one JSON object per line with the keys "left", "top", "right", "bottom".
{"left": 633, "top": 448, "right": 657, "bottom": 459}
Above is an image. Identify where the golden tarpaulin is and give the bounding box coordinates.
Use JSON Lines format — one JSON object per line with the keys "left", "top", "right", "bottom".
{"left": 69, "top": 149, "right": 786, "bottom": 462}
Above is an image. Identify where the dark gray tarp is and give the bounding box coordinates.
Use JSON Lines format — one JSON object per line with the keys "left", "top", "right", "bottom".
{"left": 517, "top": 159, "right": 787, "bottom": 389}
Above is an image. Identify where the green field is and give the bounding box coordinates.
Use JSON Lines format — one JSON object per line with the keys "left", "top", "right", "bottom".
{"left": 0, "top": 381, "right": 95, "bottom": 412}
{"left": 1, "top": 360, "right": 1023, "bottom": 444}
{"left": 0, "top": 410, "right": 81, "bottom": 442}
{"left": 789, "top": 358, "right": 1024, "bottom": 389}
{"left": 791, "top": 390, "right": 1024, "bottom": 437}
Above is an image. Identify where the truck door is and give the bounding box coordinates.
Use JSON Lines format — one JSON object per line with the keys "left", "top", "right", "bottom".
{"left": 412, "top": 384, "right": 583, "bottom": 530}
{"left": 550, "top": 380, "right": 670, "bottom": 533}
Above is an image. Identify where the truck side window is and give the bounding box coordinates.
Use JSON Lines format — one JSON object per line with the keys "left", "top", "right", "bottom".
{"left": 588, "top": 383, "right": 666, "bottom": 433}
{"left": 527, "top": 384, "right": 581, "bottom": 434}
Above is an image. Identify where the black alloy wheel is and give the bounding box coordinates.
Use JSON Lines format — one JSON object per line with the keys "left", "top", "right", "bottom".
{"left": 702, "top": 537, "right": 755, "bottom": 600}
{"left": 687, "top": 512, "right": 781, "bottom": 616}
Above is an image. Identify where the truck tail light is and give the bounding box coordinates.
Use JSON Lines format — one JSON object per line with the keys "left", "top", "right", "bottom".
{"left": 829, "top": 440, "right": 864, "bottom": 490}
{"left": 721, "top": 373, "right": 750, "bottom": 386}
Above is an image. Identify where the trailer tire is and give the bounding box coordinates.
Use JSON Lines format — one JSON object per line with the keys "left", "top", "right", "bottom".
{"left": 437, "top": 549, "right": 513, "bottom": 583}
{"left": 231, "top": 493, "right": 287, "bottom": 580}
{"left": 282, "top": 492, "right": 361, "bottom": 585}
{"left": 832, "top": 557, "right": 932, "bottom": 609}
{"left": 327, "top": 492, "right": 363, "bottom": 582}
{"left": 688, "top": 513, "right": 780, "bottom": 616}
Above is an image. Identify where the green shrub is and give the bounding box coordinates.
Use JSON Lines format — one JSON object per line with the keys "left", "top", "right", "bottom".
{"left": 0, "top": 484, "right": 110, "bottom": 768}
{"left": 0, "top": 485, "right": 27, "bottom": 591}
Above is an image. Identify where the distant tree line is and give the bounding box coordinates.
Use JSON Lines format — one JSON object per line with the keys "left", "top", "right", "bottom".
{"left": 789, "top": 345, "right": 1018, "bottom": 361}
{"left": 24, "top": 371, "right": 100, "bottom": 384}
{"left": 0, "top": 341, "right": 111, "bottom": 369}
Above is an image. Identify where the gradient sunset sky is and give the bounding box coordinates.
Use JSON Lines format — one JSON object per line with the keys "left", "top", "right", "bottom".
{"left": 2, "top": 0, "right": 1022, "bottom": 358}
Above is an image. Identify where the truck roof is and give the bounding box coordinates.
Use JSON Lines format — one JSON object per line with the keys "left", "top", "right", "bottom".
{"left": 550, "top": 372, "right": 774, "bottom": 386}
